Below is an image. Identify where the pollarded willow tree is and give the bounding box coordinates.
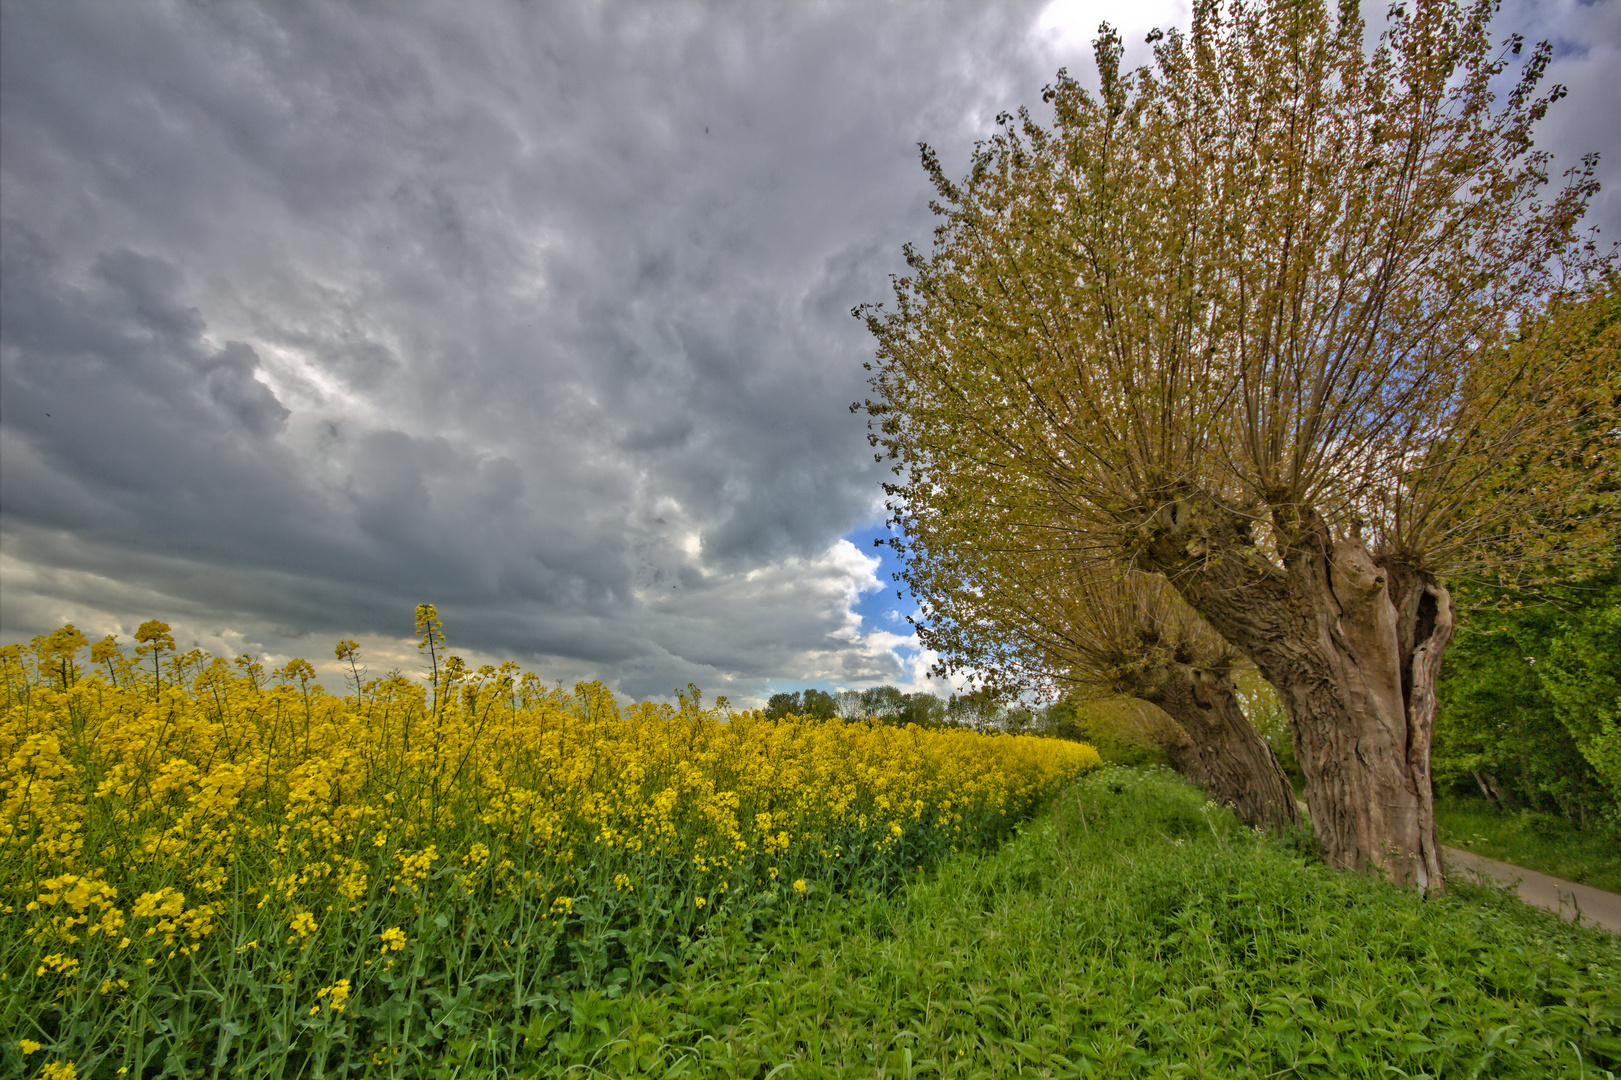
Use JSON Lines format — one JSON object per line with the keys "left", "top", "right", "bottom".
{"left": 860, "top": 0, "right": 1617, "bottom": 893}
{"left": 924, "top": 555, "right": 1300, "bottom": 830}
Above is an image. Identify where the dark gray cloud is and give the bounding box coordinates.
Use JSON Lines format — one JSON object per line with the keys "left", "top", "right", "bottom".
{"left": 3, "top": 0, "right": 1616, "bottom": 701}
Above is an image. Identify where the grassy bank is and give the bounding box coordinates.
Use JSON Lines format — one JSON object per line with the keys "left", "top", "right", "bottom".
{"left": 1436, "top": 792, "right": 1621, "bottom": 893}
{"left": 522, "top": 767, "right": 1620, "bottom": 1079}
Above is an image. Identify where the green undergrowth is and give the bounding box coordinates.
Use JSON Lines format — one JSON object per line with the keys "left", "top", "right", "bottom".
{"left": 502, "top": 765, "right": 1619, "bottom": 1078}
{"left": 1437, "top": 792, "right": 1621, "bottom": 893}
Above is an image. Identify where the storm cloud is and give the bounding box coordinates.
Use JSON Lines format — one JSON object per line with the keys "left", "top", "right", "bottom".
{"left": 3, "top": 1, "right": 1616, "bottom": 702}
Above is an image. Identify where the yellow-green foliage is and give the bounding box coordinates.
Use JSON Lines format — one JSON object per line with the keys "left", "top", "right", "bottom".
{"left": 0, "top": 617, "right": 1097, "bottom": 1077}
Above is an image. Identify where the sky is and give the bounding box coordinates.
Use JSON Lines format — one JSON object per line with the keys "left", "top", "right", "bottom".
{"left": 3, "top": 0, "right": 1618, "bottom": 706}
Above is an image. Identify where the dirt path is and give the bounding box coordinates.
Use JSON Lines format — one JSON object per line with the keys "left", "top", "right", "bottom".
{"left": 1444, "top": 846, "right": 1621, "bottom": 934}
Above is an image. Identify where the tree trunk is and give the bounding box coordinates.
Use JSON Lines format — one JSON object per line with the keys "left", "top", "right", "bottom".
{"left": 1142, "top": 499, "right": 1454, "bottom": 895}
{"left": 1472, "top": 770, "right": 1504, "bottom": 811}
{"left": 1138, "top": 665, "right": 1301, "bottom": 832}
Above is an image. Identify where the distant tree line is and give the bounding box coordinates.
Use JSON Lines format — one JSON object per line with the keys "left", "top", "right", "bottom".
{"left": 761, "top": 686, "right": 1045, "bottom": 734}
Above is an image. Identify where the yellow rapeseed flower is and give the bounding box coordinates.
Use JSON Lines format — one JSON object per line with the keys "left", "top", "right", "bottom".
{"left": 313, "top": 979, "right": 351, "bottom": 1014}
{"left": 288, "top": 911, "right": 317, "bottom": 940}
{"left": 2, "top": 615, "right": 1100, "bottom": 1070}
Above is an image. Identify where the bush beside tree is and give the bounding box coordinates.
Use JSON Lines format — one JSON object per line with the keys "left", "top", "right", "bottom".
{"left": 1435, "top": 567, "right": 1621, "bottom": 832}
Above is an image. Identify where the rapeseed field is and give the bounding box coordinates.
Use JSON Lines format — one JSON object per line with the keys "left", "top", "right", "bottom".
{"left": 1, "top": 608, "right": 1098, "bottom": 1078}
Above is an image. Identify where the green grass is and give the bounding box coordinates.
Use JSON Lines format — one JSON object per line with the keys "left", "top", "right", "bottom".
{"left": 512, "top": 767, "right": 1619, "bottom": 1078}
{"left": 1436, "top": 792, "right": 1621, "bottom": 893}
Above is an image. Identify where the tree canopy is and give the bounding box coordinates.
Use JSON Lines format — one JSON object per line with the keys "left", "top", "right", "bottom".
{"left": 859, "top": 0, "right": 1616, "bottom": 890}
{"left": 863, "top": 1, "right": 1613, "bottom": 594}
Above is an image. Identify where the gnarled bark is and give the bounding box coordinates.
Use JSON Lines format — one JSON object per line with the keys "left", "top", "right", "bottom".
{"left": 1138, "top": 663, "right": 1300, "bottom": 832}
{"left": 1142, "top": 496, "right": 1454, "bottom": 894}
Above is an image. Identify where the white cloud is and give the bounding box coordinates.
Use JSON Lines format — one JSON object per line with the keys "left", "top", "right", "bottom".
{"left": 1035, "top": 0, "right": 1192, "bottom": 66}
